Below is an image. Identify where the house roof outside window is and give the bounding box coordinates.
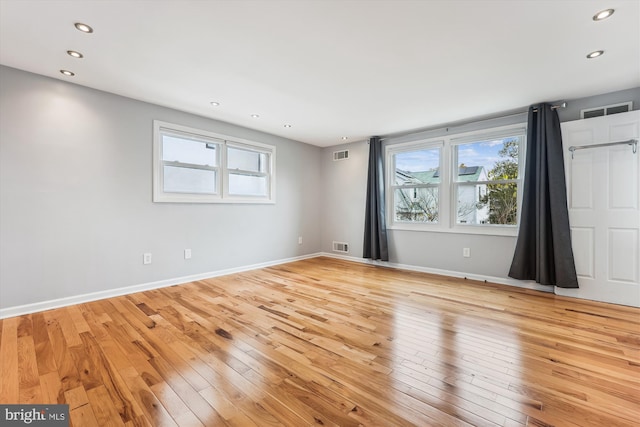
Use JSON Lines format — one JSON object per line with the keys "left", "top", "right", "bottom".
{"left": 398, "top": 166, "right": 486, "bottom": 184}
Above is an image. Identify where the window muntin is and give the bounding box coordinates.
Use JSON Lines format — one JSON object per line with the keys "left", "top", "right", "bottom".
{"left": 153, "top": 121, "right": 275, "bottom": 203}
{"left": 390, "top": 146, "right": 441, "bottom": 224}
{"left": 454, "top": 135, "right": 523, "bottom": 226}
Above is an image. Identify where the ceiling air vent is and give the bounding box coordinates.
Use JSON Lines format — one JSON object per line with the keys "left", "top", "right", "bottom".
{"left": 581, "top": 102, "right": 632, "bottom": 119}
{"left": 333, "top": 150, "right": 349, "bottom": 161}
{"left": 332, "top": 241, "right": 349, "bottom": 253}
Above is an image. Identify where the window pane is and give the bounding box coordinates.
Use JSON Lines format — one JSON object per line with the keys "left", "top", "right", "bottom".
{"left": 228, "top": 147, "right": 268, "bottom": 173}
{"left": 456, "top": 136, "right": 520, "bottom": 182}
{"left": 163, "top": 166, "right": 216, "bottom": 194}
{"left": 394, "top": 148, "right": 440, "bottom": 185}
{"left": 162, "top": 134, "right": 217, "bottom": 166}
{"left": 456, "top": 184, "right": 489, "bottom": 224}
{"left": 394, "top": 187, "right": 438, "bottom": 223}
{"left": 458, "top": 182, "right": 519, "bottom": 225}
{"left": 484, "top": 182, "right": 518, "bottom": 224}
{"left": 228, "top": 173, "right": 267, "bottom": 196}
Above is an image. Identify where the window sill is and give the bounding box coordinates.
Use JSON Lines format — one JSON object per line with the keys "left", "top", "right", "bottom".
{"left": 153, "top": 192, "right": 275, "bottom": 204}
{"left": 388, "top": 223, "right": 518, "bottom": 237}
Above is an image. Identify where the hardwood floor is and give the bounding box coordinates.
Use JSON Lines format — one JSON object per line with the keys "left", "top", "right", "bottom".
{"left": 1, "top": 257, "right": 639, "bottom": 426}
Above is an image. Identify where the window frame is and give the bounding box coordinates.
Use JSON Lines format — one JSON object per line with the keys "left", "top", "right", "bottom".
{"left": 223, "top": 141, "right": 273, "bottom": 199}
{"left": 386, "top": 124, "right": 526, "bottom": 236}
{"left": 153, "top": 120, "right": 276, "bottom": 204}
{"left": 387, "top": 140, "right": 444, "bottom": 231}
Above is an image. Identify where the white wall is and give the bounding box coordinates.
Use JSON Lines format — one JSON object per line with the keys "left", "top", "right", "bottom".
{"left": 320, "top": 87, "right": 640, "bottom": 283}
{"left": 0, "top": 66, "right": 322, "bottom": 311}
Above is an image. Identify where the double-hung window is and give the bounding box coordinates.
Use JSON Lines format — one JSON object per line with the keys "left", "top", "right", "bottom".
{"left": 389, "top": 143, "right": 442, "bottom": 224}
{"left": 386, "top": 124, "right": 525, "bottom": 235}
{"left": 453, "top": 132, "right": 524, "bottom": 227}
{"left": 153, "top": 121, "right": 275, "bottom": 203}
{"left": 226, "top": 143, "right": 271, "bottom": 197}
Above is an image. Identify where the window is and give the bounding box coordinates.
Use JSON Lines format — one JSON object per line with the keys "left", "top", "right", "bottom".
{"left": 386, "top": 125, "right": 525, "bottom": 235}
{"left": 454, "top": 135, "right": 523, "bottom": 226}
{"left": 153, "top": 121, "right": 275, "bottom": 203}
{"left": 226, "top": 144, "right": 270, "bottom": 197}
{"left": 390, "top": 145, "right": 442, "bottom": 223}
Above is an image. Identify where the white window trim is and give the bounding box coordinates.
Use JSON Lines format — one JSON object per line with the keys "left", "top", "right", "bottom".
{"left": 387, "top": 139, "right": 445, "bottom": 232}
{"left": 153, "top": 120, "right": 276, "bottom": 204}
{"left": 386, "top": 123, "right": 526, "bottom": 237}
{"left": 223, "top": 141, "right": 273, "bottom": 200}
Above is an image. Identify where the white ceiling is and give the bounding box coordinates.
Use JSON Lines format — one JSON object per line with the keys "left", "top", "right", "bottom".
{"left": 1, "top": 0, "right": 639, "bottom": 147}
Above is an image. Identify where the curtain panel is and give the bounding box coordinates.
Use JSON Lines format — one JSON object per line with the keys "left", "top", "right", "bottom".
{"left": 363, "top": 136, "right": 389, "bottom": 261}
{"left": 509, "top": 104, "right": 578, "bottom": 288}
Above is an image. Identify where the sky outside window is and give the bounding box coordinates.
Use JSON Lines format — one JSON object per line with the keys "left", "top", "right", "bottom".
{"left": 395, "top": 148, "right": 439, "bottom": 172}
{"left": 457, "top": 137, "right": 519, "bottom": 174}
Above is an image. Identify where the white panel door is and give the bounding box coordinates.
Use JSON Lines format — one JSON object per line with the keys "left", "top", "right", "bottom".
{"left": 558, "top": 110, "right": 639, "bottom": 307}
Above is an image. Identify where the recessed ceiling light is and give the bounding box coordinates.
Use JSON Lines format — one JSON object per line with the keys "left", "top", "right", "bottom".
{"left": 60, "top": 70, "right": 75, "bottom": 76}
{"left": 74, "top": 22, "right": 93, "bottom": 33}
{"left": 284, "top": 124, "right": 292, "bottom": 128}
{"left": 593, "top": 9, "right": 614, "bottom": 21}
{"left": 341, "top": 136, "right": 348, "bottom": 140}
{"left": 67, "top": 50, "right": 83, "bottom": 58}
{"left": 251, "top": 114, "right": 260, "bottom": 118}
{"left": 210, "top": 101, "right": 220, "bottom": 106}
{"left": 586, "top": 50, "right": 604, "bottom": 59}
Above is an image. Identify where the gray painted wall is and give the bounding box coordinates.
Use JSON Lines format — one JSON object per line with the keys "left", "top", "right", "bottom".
{"left": 0, "top": 66, "right": 322, "bottom": 310}
{"left": 320, "top": 140, "right": 369, "bottom": 257}
{"left": 2, "top": 63, "right": 638, "bottom": 312}
{"left": 321, "top": 87, "right": 640, "bottom": 280}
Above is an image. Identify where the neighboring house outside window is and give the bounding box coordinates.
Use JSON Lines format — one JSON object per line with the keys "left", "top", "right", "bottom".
{"left": 453, "top": 166, "right": 488, "bottom": 224}
{"left": 391, "top": 145, "right": 441, "bottom": 223}
{"left": 395, "top": 166, "right": 488, "bottom": 224}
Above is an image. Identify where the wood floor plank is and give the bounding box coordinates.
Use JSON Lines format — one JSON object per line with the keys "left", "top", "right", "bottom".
{"left": 17, "top": 335, "right": 41, "bottom": 403}
{"left": 118, "top": 366, "right": 178, "bottom": 427}
{"left": 43, "top": 311, "right": 82, "bottom": 395}
{"left": 69, "top": 403, "right": 100, "bottom": 427}
{"left": 39, "top": 371, "right": 63, "bottom": 404}
{"left": 32, "top": 312, "right": 57, "bottom": 376}
{"left": 0, "top": 317, "right": 19, "bottom": 403}
{"left": 1, "top": 257, "right": 639, "bottom": 426}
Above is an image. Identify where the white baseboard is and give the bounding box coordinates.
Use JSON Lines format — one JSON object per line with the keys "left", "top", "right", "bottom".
{"left": 318, "top": 252, "right": 551, "bottom": 292}
{"left": 0, "top": 253, "right": 323, "bottom": 319}
{"left": 0, "top": 251, "right": 550, "bottom": 319}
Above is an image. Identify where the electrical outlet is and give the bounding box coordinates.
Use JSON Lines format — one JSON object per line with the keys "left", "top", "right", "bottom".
{"left": 463, "top": 248, "right": 470, "bottom": 258}
{"left": 143, "top": 253, "right": 152, "bottom": 265}
{"left": 184, "top": 249, "right": 192, "bottom": 259}
{"left": 298, "top": 236, "right": 303, "bottom": 245}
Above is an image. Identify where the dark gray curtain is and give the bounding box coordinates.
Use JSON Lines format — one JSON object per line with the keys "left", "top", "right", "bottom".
{"left": 509, "top": 103, "right": 578, "bottom": 288}
{"left": 363, "top": 136, "right": 389, "bottom": 261}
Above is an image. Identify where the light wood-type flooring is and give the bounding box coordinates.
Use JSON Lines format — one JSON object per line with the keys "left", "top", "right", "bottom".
{"left": 1, "top": 257, "right": 639, "bottom": 426}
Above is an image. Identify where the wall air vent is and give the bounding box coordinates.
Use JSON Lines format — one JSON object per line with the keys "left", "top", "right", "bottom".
{"left": 581, "top": 102, "right": 632, "bottom": 119}
{"left": 332, "top": 241, "right": 349, "bottom": 253}
{"left": 333, "top": 150, "right": 349, "bottom": 161}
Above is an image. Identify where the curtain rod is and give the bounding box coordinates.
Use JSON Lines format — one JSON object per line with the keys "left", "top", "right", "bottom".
{"left": 486, "top": 101, "right": 567, "bottom": 121}
{"left": 533, "top": 102, "right": 567, "bottom": 112}
{"left": 378, "top": 102, "right": 567, "bottom": 141}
